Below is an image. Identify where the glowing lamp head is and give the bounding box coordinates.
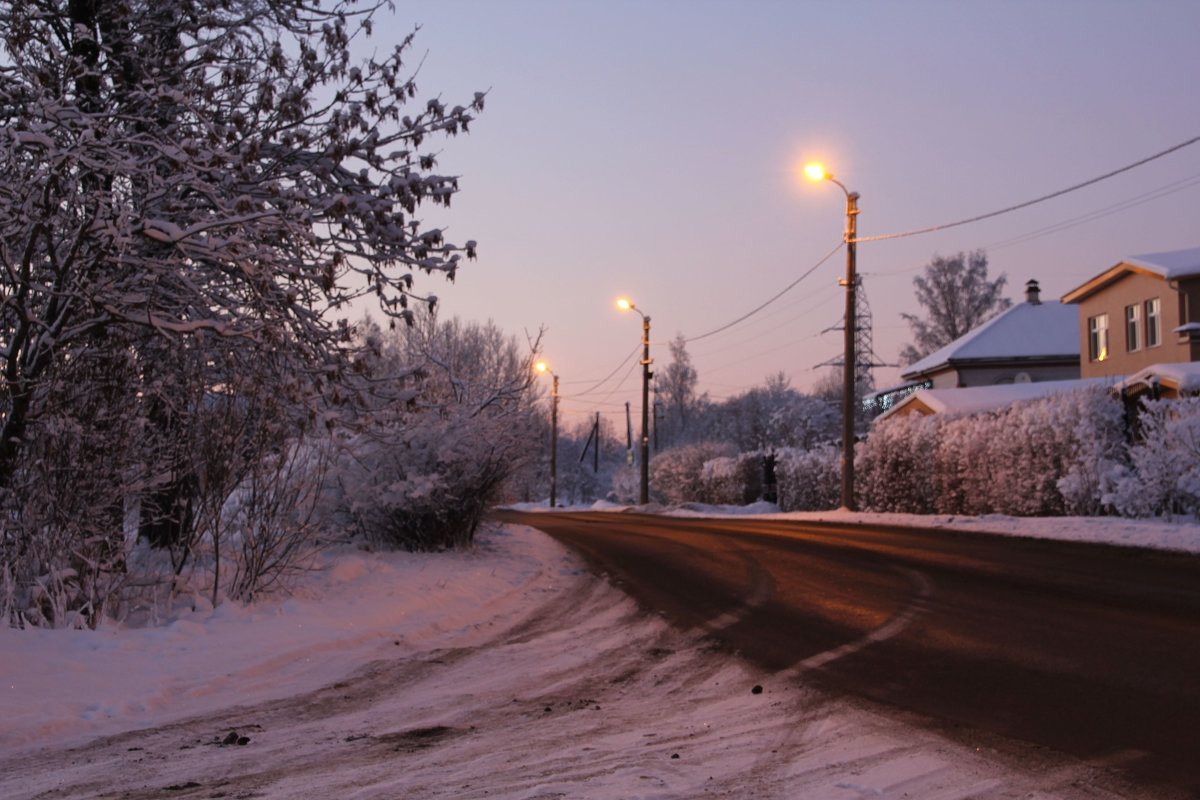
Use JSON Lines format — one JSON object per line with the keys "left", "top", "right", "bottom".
{"left": 804, "top": 163, "right": 828, "bottom": 181}
{"left": 616, "top": 298, "right": 632, "bottom": 311}
{"left": 536, "top": 362, "right": 548, "bottom": 373}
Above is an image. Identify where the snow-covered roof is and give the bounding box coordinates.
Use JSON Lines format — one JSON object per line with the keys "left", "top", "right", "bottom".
{"left": 1062, "top": 245, "right": 1200, "bottom": 303}
{"left": 901, "top": 299, "right": 1079, "bottom": 381}
{"left": 1113, "top": 362, "right": 1200, "bottom": 396}
{"left": 877, "top": 378, "right": 1112, "bottom": 423}
{"left": 1124, "top": 246, "right": 1200, "bottom": 281}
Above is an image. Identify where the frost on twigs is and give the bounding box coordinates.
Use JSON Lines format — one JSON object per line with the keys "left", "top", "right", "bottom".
{"left": 0, "top": 1, "right": 486, "bottom": 628}
{"left": 332, "top": 316, "right": 544, "bottom": 552}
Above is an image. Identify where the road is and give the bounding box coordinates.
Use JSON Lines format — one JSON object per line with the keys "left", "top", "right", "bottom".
{"left": 494, "top": 510, "right": 1200, "bottom": 797}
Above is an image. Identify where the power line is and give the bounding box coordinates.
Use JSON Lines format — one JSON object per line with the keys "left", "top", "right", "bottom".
{"left": 986, "top": 170, "right": 1200, "bottom": 251}
{"left": 683, "top": 240, "right": 844, "bottom": 344}
{"left": 853, "top": 133, "right": 1200, "bottom": 243}
{"left": 561, "top": 343, "right": 639, "bottom": 399}
{"left": 591, "top": 357, "right": 641, "bottom": 407}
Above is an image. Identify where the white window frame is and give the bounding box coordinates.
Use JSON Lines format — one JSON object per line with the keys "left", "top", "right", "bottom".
{"left": 1125, "top": 303, "right": 1141, "bottom": 352}
{"left": 1089, "top": 313, "right": 1109, "bottom": 362}
{"left": 1145, "top": 298, "right": 1161, "bottom": 348}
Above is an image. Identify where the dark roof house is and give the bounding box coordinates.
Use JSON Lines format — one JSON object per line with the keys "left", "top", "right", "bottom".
{"left": 900, "top": 279, "right": 1080, "bottom": 389}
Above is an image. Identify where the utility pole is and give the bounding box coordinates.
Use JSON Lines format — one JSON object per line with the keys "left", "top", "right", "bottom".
{"left": 841, "top": 189, "right": 859, "bottom": 511}
{"left": 639, "top": 312, "right": 651, "bottom": 504}
{"left": 549, "top": 372, "right": 559, "bottom": 508}
{"left": 806, "top": 164, "right": 861, "bottom": 512}
{"left": 617, "top": 298, "right": 653, "bottom": 504}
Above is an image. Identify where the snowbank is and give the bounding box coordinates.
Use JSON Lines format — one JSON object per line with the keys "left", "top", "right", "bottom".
{"left": 3, "top": 512, "right": 1193, "bottom": 798}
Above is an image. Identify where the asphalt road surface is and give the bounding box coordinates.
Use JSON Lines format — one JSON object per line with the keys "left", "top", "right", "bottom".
{"left": 494, "top": 510, "right": 1200, "bottom": 797}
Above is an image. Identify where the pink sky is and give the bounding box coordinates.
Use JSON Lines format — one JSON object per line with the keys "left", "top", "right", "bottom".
{"left": 365, "top": 0, "right": 1200, "bottom": 427}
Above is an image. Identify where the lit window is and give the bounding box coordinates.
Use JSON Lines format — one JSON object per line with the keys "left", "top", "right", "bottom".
{"left": 1145, "top": 298, "right": 1161, "bottom": 348}
{"left": 1125, "top": 304, "right": 1140, "bottom": 352}
{"left": 1088, "top": 313, "right": 1109, "bottom": 362}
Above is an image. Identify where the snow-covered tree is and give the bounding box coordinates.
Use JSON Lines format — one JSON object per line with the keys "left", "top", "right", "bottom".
{"left": 899, "top": 250, "right": 1011, "bottom": 365}
{"left": 0, "top": 0, "right": 483, "bottom": 626}
{"left": 699, "top": 374, "right": 838, "bottom": 452}
{"left": 658, "top": 335, "right": 700, "bottom": 447}
{"left": 0, "top": 0, "right": 479, "bottom": 477}
{"left": 336, "top": 315, "right": 542, "bottom": 550}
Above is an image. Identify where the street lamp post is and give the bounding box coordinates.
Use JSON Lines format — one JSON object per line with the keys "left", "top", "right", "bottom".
{"left": 617, "top": 299, "right": 652, "bottom": 504}
{"left": 805, "top": 164, "right": 860, "bottom": 511}
{"left": 536, "top": 362, "right": 559, "bottom": 508}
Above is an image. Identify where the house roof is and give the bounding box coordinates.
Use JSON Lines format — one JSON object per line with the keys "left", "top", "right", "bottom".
{"left": 1113, "top": 362, "right": 1200, "bottom": 397}
{"left": 1062, "top": 246, "right": 1200, "bottom": 304}
{"left": 876, "top": 377, "right": 1114, "bottom": 423}
{"left": 900, "top": 299, "right": 1080, "bottom": 382}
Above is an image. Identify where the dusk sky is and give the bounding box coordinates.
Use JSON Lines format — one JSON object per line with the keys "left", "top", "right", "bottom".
{"left": 373, "top": 1, "right": 1200, "bottom": 428}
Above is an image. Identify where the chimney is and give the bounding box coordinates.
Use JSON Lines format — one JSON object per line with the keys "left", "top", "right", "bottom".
{"left": 1025, "top": 279, "right": 1041, "bottom": 305}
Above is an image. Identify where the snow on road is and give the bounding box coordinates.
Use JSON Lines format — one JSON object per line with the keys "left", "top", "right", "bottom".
{"left": 2, "top": 511, "right": 1192, "bottom": 798}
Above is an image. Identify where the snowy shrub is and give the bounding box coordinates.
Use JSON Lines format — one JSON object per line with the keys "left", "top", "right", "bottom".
{"left": 861, "top": 384, "right": 1128, "bottom": 518}
{"left": 985, "top": 398, "right": 1071, "bottom": 516}
{"left": 737, "top": 451, "right": 766, "bottom": 505}
{"left": 650, "top": 442, "right": 737, "bottom": 505}
{"left": 857, "top": 414, "right": 938, "bottom": 513}
{"left": 610, "top": 465, "right": 640, "bottom": 504}
{"left": 1055, "top": 385, "right": 1128, "bottom": 515}
{"left": 1103, "top": 397, "right": 1200, "bottom": 519}
{"left": 0, "top": 351, "right": 141, "bottom": 628}
{"left": 775, "top": 444, "right": 841, "bottom": 511}
{"left": 700, "top": 457, "right": 741, "bottom": 505}
{"left": 930, "top": 415, "right": 992, "bottom": 515}
{"left": 334, "top": 315, "right": 542, "bottom": 550}
{"left": 342, "top": 412, "right": 535, "bottom": 551}
{"left": 973, "top": 386, "right": 1125, "bottom": 516}
{"left": 699, "top": 453, "right": 762, "bottom": 506}
{"left": 222, "top": 440, "right": 332, "bottom": 603}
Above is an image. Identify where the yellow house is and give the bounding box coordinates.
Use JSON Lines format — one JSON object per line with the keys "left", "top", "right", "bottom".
{"left": 1061, "top": 247, "right": 1200, "bottom": 379}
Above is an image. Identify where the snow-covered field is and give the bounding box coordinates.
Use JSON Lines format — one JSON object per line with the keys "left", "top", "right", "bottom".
{"left": 1, "top": 508, "right": 1194, "bottom": 799}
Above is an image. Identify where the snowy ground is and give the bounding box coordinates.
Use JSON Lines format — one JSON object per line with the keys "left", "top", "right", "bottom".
{"left": 2, "top": 508, "right": 1195, "bottom": 799}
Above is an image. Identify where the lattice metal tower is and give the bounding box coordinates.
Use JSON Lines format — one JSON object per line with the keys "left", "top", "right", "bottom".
{"left": 817, "top": 276, "right": 889, "bottom": 422}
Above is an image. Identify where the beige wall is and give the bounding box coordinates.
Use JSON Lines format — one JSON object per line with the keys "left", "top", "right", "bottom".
{"left": 923, "top": 362, "right": 1079, "bottom": 388}
{"left": 1075, "top": 271, "right": 1191, "bottom": 379}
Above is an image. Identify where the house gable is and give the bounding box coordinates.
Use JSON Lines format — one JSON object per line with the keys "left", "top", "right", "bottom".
{"left": 1061, "top": 247, "right": 1200, "bottom": 378}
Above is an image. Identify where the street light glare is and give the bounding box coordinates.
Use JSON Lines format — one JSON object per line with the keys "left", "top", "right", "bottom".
{"left": 617, "top": 298, "right": 632, "bottom": 310}
{"left": 804, "top": 163, "right": 828, "bottom": 181}
{"left": 536, "top": 361, "right": 548, "bottom": 373}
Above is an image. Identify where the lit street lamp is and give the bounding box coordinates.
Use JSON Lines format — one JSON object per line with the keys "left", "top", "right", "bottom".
{"left": 535, "top": 361, "right": 559, "bottom": 508}
{"left": 805, "top": 163, "right": 860, "bottom": 511}
{"left": 617, "top": 298, "right": 652, "bottom": 504}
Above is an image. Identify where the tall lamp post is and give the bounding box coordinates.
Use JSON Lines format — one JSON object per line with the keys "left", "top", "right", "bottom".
{"left": 535, "top": 361, "right": 559, "bottom": 508}
{"left": 617, "top": 298, "right": 652, "bottom": 504}
{"left": 805, "top": 163, "right": 860, "bottom": 511}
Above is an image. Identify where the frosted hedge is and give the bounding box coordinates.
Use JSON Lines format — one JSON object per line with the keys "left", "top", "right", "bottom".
{"left": 857, "top": 384, "right": 1128, "bottom": 516}
{"left": 645, "top": 383, "right": 1200, "bottom": 520}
